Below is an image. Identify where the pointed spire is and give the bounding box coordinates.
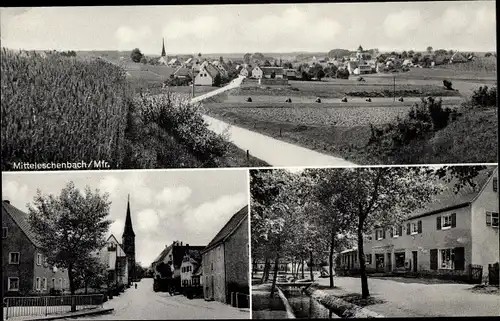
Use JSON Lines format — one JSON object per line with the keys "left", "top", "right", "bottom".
{"left": 161, "top": 38, "right": 166, "bottom": 57}
{"left": 123, "top": 194, "right": 135, "bottom": 237}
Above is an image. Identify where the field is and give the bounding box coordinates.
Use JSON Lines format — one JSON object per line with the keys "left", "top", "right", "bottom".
{"left": 1, "top": 49, "right": 268, "bottom": 169}
{"left": 203, "top": 61, "right": 497, "bottom": 164}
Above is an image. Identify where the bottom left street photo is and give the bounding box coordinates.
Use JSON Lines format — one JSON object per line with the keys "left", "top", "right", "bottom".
{"left": 2, "top": 169, "right": 251, "bottom": 320}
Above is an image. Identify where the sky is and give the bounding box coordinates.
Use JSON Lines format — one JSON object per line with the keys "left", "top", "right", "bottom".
{"left": 0, "top": 1, "right": 496, "bottom": 55}
{"left": 2, "top": 169, "right": 248, "bottom": 267}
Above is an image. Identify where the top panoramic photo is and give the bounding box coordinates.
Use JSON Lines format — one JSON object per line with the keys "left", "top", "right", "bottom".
{"left": 1, "top": 1, "right": 497, "bottom": 171}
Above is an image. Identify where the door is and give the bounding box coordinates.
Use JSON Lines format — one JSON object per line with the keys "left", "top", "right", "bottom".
{"left": 386, "top": 253, "right": 392, "bottom": 272}
{"left": 412, "top": 251, "right": 418, "bottom": 272}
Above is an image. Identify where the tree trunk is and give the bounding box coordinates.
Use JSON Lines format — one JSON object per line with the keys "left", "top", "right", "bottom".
{"left": 329, "top": 228, "right": 335, "bottom": 288}
{"left": 358, "top": 216, "right": 370, "bottom": 298}
{"left": 270, "top": 256, "right": 280, "bottom": 297}
{"left": 309, "top": 250, "right": 314, "bottom": 281}
{"left": 68, "top": 264, "right": 76, "bottom": 312}
{"left": 301, "top": 255, "right": 305, "bottom": 279}
{"left": 261, "top": 257, "right": 270, "bottom": 283}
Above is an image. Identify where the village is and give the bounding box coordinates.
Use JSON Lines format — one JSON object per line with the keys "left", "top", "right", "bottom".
{"left": 2, "top": 170, "right": 250, "bottom": 320}
{"left": 251, "top": 165, "right": 499, "bottom": 318}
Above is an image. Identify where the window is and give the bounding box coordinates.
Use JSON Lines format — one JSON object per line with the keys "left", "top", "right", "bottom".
{"left": 439, "top": 248, "right": 455, "bottom": 269}
{"left": 52, "top": 278, "right": 56, "bottom": 289}
{"left": 37, "top": 253, "right": 43, "bottom": 266}
{"left": 411, "top": 222, "right": 418, "bottom": 235}
{"left": 59, "top": 278, "right": 63, "bottom": 290}
{"left": 375, "top": 229, "right": 384, "bottom": 240}
{"left": 393, "top": 226, "right": 401, "bottom": 238}
{"left": 486, "top": 212, "right": 499, "bottom": 227}
{"left": 9, "top": 252, "right": 20, "bottom": 264}
{"left": 442, "top": 214, "right": 452, "bottom": 229}
{"left": 2, "top": 226, "right": 7, "bottom": 238}
{"left": 493, "top": 177, "right": 498, "bottom": 192}
{"left": 36, "top": 277, "right": 41, "bottom": 291}
{"left": 8, "top": 277, "right": 19, "bottom": 291}
{"left": 395, "top": 252, "right": 406, "bottom": 269}
{"left": 366, "top": 254, "right": 372, "bottom": 265}
{"left": 42, "top": 278, "right": 47, "bottom": 290}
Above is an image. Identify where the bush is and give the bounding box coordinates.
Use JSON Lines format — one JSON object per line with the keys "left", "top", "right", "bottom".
{"left": 368, "top": 97, "right": 455, "bottom": 149}
{"left": 470, "top": 86, "right": 497, "bottom": 107}
{"left": 213, "top": 74, "right": 222, "bottom": 87}
{"left": 443, "top": 79, "right": 453, "bottom": 90}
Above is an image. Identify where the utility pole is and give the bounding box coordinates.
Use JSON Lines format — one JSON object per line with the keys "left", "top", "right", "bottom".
{"left": 393, "top": 76, "right": 396, "bottom": 102}
{"left": 192, "top": 55, "right": 195, "bottom": 99}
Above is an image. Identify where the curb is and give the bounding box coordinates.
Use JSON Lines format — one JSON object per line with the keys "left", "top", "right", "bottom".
{"left": 275, "top": 286, "right": 296, "bottom": 319}
{"left": 305, "top": 286, "right": 384, "bottom": 318}
{"left": 30, "top": 308, "right": 114, "bottom": 320}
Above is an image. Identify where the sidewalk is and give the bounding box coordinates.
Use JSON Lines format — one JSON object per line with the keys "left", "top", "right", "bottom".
{"left": 315, "top": 276, "right": 500, "bottom": 317}
{"left": 4, "top": 308, "right": 114, "bottom": 321}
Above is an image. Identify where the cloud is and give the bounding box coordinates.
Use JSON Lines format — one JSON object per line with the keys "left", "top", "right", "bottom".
{"left": 182, "top": 193, "right": 247, "bottom": 241}
{"left": 163, "top": 15, "right": 222, "bottom": 41}
{"left": 2, "top": 180, "right": 29, "bottom": 208}
{"left": 123, "top": 173, "right": 152, "bottom": 204}
{"left": 440, "top": 7, "right": 469, "bottom": 32}
{"left": 109, "top": 218, "right": 124, "bottom": 238}
{"left": 115, "top": 25, "right": 152, "bottom": 45}
{"left": 136, "top": 208, "right": 160, "bottom": 232}
{"left": 155, "top": 186, "right": 192, "bottom": 205}
{"left": 384, "top": 9, "right": 423, "bottom": 39}
{"left": 98, "top": 175, "right": 120, "bottom": 195}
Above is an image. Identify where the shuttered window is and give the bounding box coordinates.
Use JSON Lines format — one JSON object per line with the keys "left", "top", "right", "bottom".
{"left": 430, "top": 249, "right": 438, "bottom": 270}
{"left": 436, "top": 216, "right": 441, "bottom": 230}
{"left": 406, "top": 223, "right": 411, "bottom": 235}
{"left": 439, "top": 248, "right": 455, "bottom": 269}
{"left": 417, "top": 220, "right": 422, "bottom": 233}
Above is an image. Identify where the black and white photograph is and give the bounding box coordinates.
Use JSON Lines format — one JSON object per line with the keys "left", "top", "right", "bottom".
{"left": 2, "top": 169, "right": 251, "bottom": 320}
{"left": 250, "top": 165, "right": 499, "bottom": 318}
{"left": 1, "top": 1, "right": 497, "bottom": 170}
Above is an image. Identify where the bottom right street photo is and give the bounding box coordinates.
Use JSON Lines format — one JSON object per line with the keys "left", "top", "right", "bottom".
{"left": 250, "top": 165, "right": 499, "bottom": 319}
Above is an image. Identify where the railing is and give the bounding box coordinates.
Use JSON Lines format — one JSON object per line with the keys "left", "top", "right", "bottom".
{"left": 3, "top": 294, "right": 104, "bottom": 320}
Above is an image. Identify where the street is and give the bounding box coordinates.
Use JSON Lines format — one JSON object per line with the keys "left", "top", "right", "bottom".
{"left": 315, "top": 276, "right": 500, "bottom": 317}
{"left": 69, "top": 279, "right": 250, "bottom": 320}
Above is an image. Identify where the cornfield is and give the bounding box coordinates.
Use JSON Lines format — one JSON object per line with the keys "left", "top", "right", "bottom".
{"left": 439, "top": 57, "right": 497, "bottom": 74}
{"left": 1, "top": 48, "right": 131, "bottom": 169}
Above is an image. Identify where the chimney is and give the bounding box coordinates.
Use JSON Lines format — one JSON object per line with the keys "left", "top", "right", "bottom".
{"left": 4, "top": 200, "right": 10, "bottom": 204}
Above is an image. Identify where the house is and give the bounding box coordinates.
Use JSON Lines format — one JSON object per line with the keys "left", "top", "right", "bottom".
{"left": 168, "top": 58, "right": 182, "bottom": 67}
{"left": 284, "top": 69, "right": 297, "bottom": 80}
{"left": 194, "top": 63, "right": 220, "bottom": 86}
{"left": 180, "top": 248, "right": 202, "bottom": 288}
{"left": 192, "top": 265, "right": 203, "bottom": 287}
{"left": 158, "top": 56, "right": 168, "bottom": 65}
{"left": 151, "top": 241, "right": 205, "bottom": 289}
{"left": 338, "top": 167, "right": 499, "bottom": 281}
{"left": 261, "top": 67, "right": 284, "bottom": 79}
{"left": 251, "top": 66, "right": 263, "bottom": 79}
{"left": 202, "top": 205, "right": 249, "bottom": 306}
{"left": 2, "top": 200, "right": 70, "bottom": 296}
{"left": 173, "top": 67, "right": 192, "bottom": 79}
{"left": 212, "top": 61, "right": 228, "bottom": 77}
{"left": 98, "top": 235, "right": 129, "bottom": 287}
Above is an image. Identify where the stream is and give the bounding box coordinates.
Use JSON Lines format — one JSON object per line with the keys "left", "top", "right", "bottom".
{"left": 283, "top": 288, "right": 341, "bottom": 319}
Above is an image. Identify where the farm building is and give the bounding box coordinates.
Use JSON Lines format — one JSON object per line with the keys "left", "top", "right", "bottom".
{"left": 194, "top": 63, "right": 220, "bottom": 86}
{"left": 202, "top": 205, "right": 249, "bottom": 306}
{"left": 239, "top": 65, "right": 253, "bottom": 77}
{"left": 284, "top": 69, "right": 297, "bottom": 80}
{"left": 338, "top": 167, "right": 499, "bottom": 283}
{"left": 261, "top": 67, "right": 284, "bottom": 79}
{"left": 251, "top": 66, "right": 263, "bottom": 79}
{"left": 168, "top": 58, "right": 182, "bottom": 67}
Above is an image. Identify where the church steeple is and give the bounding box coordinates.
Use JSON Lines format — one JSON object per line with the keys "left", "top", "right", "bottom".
{"left": 123, "top": 194, "right": 135, "bottom": 237}
{"left": 161, "top": 38, "right": 166, "bottom": 57}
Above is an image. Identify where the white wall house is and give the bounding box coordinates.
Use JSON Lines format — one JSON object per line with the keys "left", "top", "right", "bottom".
{"left": 195, "top": 64, "right": 220, "bottom": 86}
{"left": 252, "top": 66, "right": 263, "bottom": 79}
{"left": 98, "top": 235, "right": 129, "bottom": 287}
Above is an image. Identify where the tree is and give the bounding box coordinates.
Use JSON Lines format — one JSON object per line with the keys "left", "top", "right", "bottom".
{"left": 74, "top": 256, "right": 107, "bottom": 294}
{"left": 243, "top": 53, "right": 252, "bottom": 64}
{"left": 283, "top": 62, "right": 293, "bottom": 69}
{"left": 408, "top": 50, "right": 415, "bottom": 57}
{"left": 426, "top": 46, "right": 433, "bottom": 54}
{"left": 219, "top": 56, "right": 224, "bottom": 63}
{"left": 130, "top": 48, "right": 143, "bottom": 63}
{"left": 140, "top": 56, "right": 148, "bottom": 64}
{"left": 358, "top": 45, "right": 364, "bottom": 52}
{"left": 401, "top": 51, "right": 408, "bottom": 59}
{"left": 27, "top": 181, "right": 112, "bottom": 303}
{"left": 213, "top": 73, "right": 222, "bottom": 87}
{"left": 485, "top": 52, "right": 492, "bottom": 57}
{"left": 313, "top": 168, "right": 442, "bottom": 298}
{"left": 263, "top": 60, "right": 272, "bottom": 67}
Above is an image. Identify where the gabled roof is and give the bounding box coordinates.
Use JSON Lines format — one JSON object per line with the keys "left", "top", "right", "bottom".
{"left": 203, "top": 205, "right": 248, "bottom": 253}
{"left": 204, "top": 64, "right": 220, "bottom": 78}
{"left": 152, "top": 244, "right": 172, "bottom": 265}
{"left": 2, "top": 201, "right": 42, "bottom": 248}
{"left": 106, "top": 234, "right": 127, "bottom": 257}
{"left": 174, "top": 67, "right": 192, "bottom": 77}
{"left": 408, "top": 167, "right": 497, "bottom": 220}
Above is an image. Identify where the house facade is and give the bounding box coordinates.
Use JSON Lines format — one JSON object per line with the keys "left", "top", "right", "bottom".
{"left": 98, "top": 235, "right": 129, "bottom": 287}
{"left": 202, "top": 206, "right": 249, "bottom": 305}
{"left": 194, "top": 64, "right": 220, "bottom": 86}
{"left": 338, "top": 168, "right": 499, "bottom": 281}
{"left": 261, "top": 67, "right": 284, "bottom": 79}
{"left": 2, "top": 200, "right": 70, "bottom": 296}
{"left": 251, "top": 66, "right": 263, "bottom": 79}
{"left": 180, "top": 250, "right": 202, "bottom": 288}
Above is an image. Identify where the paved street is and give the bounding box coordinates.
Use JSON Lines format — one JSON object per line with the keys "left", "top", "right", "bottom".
{"left": 69, "top": 279, "right": 250, "bottom": 320}
{"left": 315, "top": 276, "right": 500, "bottom": 317}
